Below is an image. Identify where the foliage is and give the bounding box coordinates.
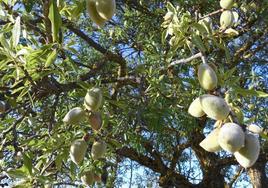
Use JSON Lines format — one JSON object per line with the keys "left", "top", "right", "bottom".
{"left": 0, "top": 0, "right": 267, "bottom": 187}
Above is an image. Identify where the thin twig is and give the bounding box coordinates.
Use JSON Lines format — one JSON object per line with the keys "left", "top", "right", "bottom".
{"left": 229, "top": 166, "right": 243, "bottom": 187}
{"left": 201, "top": 53, "right": 207, "bottom": 64}
{"left": 167, "top": 52, "right": 203, "bottom": 68}
{"left": 2, "top": 116, "right": 24, "bottom": 138}
{"left": 129, "top": 160, "right": 133, "bottom": 188}
{"left": 43, "top": 0, "right": 53, "bottom": 43}
{"left": 200, "top": 9, "right": 224, "bottom": 20}
{"left": 48, "top": 94, "right": 60, "bottom": 133}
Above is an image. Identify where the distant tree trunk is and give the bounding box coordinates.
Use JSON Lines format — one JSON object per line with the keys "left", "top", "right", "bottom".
{"left": 248, "top": 158, "right": 268, "bottom": 188}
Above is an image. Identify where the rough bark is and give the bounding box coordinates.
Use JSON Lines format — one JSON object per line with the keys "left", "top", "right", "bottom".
{"left": 190, "top": 119, "right": 226, "bottom": 188}
{"left": 247, "top": 155, "right": 268, "bottom": 188}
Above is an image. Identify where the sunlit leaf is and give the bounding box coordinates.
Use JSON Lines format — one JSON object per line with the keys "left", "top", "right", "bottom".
{"left": 234, "top": 87, "right": 268, "bottom": 98}
{"left": 48, "top": 1, "right": 62, "bottom": 42}
{"left": 12, "top": 16, "right": 21, "bottom": 48}
{"left": 45, "top": 49, "right": 57, "bottom": 67}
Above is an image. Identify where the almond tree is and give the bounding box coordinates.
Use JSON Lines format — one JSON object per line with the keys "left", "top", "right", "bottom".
{"left": 0, "top": 0, "right": 267, "bottom": 187}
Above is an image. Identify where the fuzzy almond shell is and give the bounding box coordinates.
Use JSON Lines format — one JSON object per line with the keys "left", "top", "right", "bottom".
{"left": 198, "top": 64, "right": 218, "bottom": 91}
{"left": 88, "top": 112, "right": 102, "bottom": 131}
{"left": 63, "top": 107, "right": 86, "bottom": 124}
{"left": 91, "top": 140, "right": 107, "bottom": 160}
{"left": 81, "top": 171, "right": 94, "bottom": 186}
{"left": 199, "top": 94, "right": 230, "bottom": 120}
{"left": 220, "top": 10, "right": 234, "bottom": 29}
{"left": 247, "top": 124, "right": 262, "bottom": 134}
{"left": 234, "top": 133, "right": 260, "bottom": 168}
{"left": 200, "top": 128, "right": 222, "bottom": 152}
{"left": 70, "top": 139, "right": 88, "bottom": 165}
{"left": 220, "top": 0, "right": 234, "bottom": 9}
{"left": 218, "top": 123, "right": 245, "bottom": 153}
{"left": 84, "top": 87, "right": 103, "bottom": 111}
{"left": 188, "top": 97, "right": 205, "bottom": 118}
{"left": 96, "top": 0, "right": 116, "bottom": 20}
{"left": 87, "top": 0, "right": 106, "bottom": 26}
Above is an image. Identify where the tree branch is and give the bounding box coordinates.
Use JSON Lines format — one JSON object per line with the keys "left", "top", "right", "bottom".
{"left": 199, "top": 9, "right": 224, "bottom": 20}
{"left": 63, "top": 19, "right": 127, "bottom": 77}
{"left": 229, "top": 166, "right": 243, "bottom": 188}
{"left": 170, "top": 143, "right": 190, "bottom": 170}
{"left": 43, "top": 0, "right": 53, "bottom": 43}
{"left": 167, "top": 52, "right": 203, "bottom": 68}
{"left": 234, "top": 28, "right": 268, "bottom": 62}
{"left": 116, "top": 146, "right": 194, "bottom": 187}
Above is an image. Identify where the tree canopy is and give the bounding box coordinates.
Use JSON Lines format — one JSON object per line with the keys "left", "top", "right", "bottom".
{"left": 0, "top": 0, "right": 267, "bottom": 187}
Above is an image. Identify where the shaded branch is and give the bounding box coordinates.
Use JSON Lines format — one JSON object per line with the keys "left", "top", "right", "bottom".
{"left": 43, "top": 0, "right": 53, "bottom": 43}
{"left": 217, "top": 156, "right": 236, "bottom": 168}
{"left": 63, "top": 19, "right": 127, "bottom": 77}
{"left": 1, "top": 116, "right": 25, "bottom": 139}
{"left": 229, "top": 166, "right": 243, "bottom": 188}
{"left": 116, "top": 146, "right": 166, "bottom": 174}
{"left": 234, "top": 28, "right": 268, "bottom": 62}
{"left": 116, "top": 146, "right": 194, "bottom": 187}
{"left": 170, "top": 143, "right": 190, "bottom": 170}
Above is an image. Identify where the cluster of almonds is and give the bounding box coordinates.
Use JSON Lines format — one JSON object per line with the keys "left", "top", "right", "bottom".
{"left": 63, "top": 87, "right": 107, "bottom": 186}
{"left": 196, "top": 0, "right": 239, "bottom": 36}
{"left": 86, "top": 0, "right": 116, "bottom": 26}
{"left": 188, "top": 63, "right": 261, "bottom": 168}
{"left": 219, "top": 0, "right": 239, "bottom": 30}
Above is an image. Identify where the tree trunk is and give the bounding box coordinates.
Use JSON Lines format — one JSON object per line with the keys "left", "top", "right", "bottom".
{"left": 248, "top": 159, "right": 268, "bottom": 188}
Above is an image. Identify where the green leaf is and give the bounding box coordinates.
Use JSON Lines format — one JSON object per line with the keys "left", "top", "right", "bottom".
{"left": 191, "top": 34, "right": 206, "bottom": 53}
{"left": 6, "top": 166, "right": 29, "bottom": 179}
{"left": 17, "top": 87, "right": 30, "bottom": 101}
{"left": 192, "top": 23, "right": 207, "bottom": 35}
{"left": 55, "top": 154, "right": 63, "bottom": 170}
{"left": 0, "top": 34, "right": 10, "bottom": 50}
{"left": 23, "top": 153, "right": 33, "bottom": 175}
{"left": 234, "top": 87, "right": 268, "bottom": 98}
{"left": 260, "top": 132, "right": 268, "bottom": 140}
{"left": 222, "top": 41, "right": 231, "bottom": 63}
{"left": 224, "top": 67, "right": 236, "bottom": 80}
{"left": 12, "top": 16, "right": 21, "bottom": 48}
{"left": 0, "top": 59, "right": 8, "bottom": 70}
{"left": 70, "top": 161, "right": 76, "bottom": 181}
{"left": 166, "top": 2, "right": 176, "bottom": 13}
{"left": 71, "top": 1, "right": 85, "bottom": 19}
{"left": 11, "top": 86, "right": 25, "bottom": 95}
{"left": 23, "top": 0, "right": 35, "bottom": 12}
{"left": 161, "top": 29, "right": 167, "bottom": 44}
{"left": 45, "top": 49, "right": 57, "bottom": 67}
{"left": 48, "top": 1, "right": 62, "bottom": 42}
{"left": 11, "top": 179, "right": 32, "bottom": 188}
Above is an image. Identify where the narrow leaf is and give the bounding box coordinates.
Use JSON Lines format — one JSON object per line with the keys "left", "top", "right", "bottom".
{"left": 23, "top": 153, "right": 33, "bottom": 175}
{"left": 12, "top": 16, "right": 21, "bottom": 47}
{"left": 0, "top": 34, "right": 10, "bottom": 50}
{"left": 48, "top": 1, "right": 62, "bottom": 42}
{"left": 234, "top": 87, "right": 268, "bottom": 98}
{"left": 45, "top": 49, "right": 57, "bottom": 67}
{"left": 191, "top": 34, "right": 206, "bottom": 53}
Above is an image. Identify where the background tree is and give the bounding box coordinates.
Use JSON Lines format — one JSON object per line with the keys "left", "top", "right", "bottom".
{"left": 0, "top": 0, "right": 267, "bottom": 187}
